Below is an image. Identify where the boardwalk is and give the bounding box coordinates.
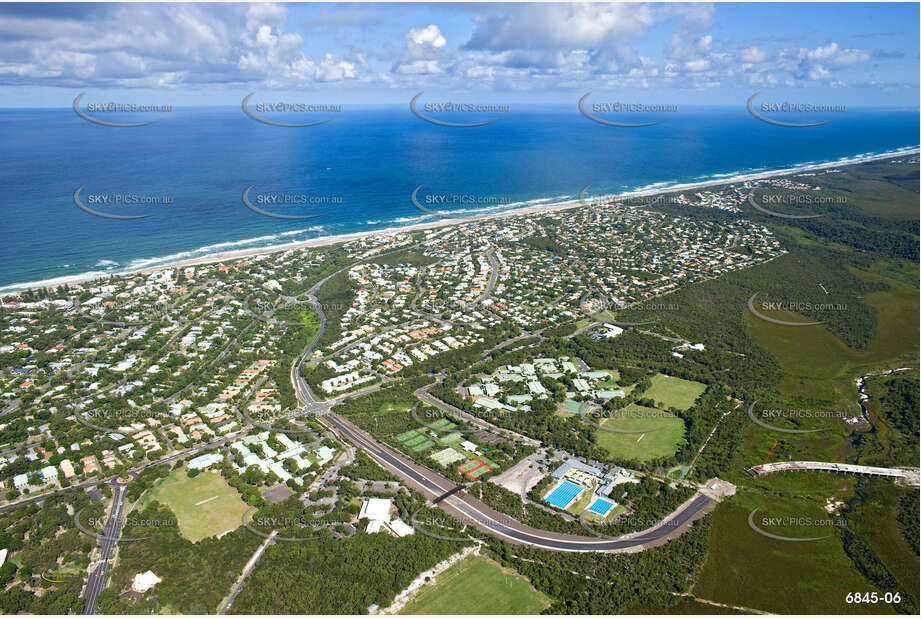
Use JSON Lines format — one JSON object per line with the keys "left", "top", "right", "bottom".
{"left": 750, "top": 461, "right": 920, "bottom": 485}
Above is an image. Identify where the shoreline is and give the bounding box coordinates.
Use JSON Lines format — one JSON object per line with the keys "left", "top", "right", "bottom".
{"left": 3, "top": 145, "right": 918, "bottom": 294}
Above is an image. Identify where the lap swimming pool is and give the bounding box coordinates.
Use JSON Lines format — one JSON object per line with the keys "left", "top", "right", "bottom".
{"left": 544, "top": 480, "right": 584, "bottom": 509}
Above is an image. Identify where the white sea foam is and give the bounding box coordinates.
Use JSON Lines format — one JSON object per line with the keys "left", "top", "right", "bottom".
{"left": 4, "top": 145, "right": 918, "bottom": 292}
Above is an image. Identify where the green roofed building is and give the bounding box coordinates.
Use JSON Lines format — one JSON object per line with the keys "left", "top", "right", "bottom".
{"left": 474, "top": 397, "right": 504, "bottom": 410}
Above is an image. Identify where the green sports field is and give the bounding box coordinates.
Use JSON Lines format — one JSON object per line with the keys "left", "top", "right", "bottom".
{"left": 596, "top": 404, "right": 686, "bottom": 461}
{"left": 410, "top": 439, "right": 436, "bottom": 452}
{"left": 641, "top": 374, "right": 706, "bottom": 410}
{"left": 438, "top": 432, "right": 463, "bottom": 445}
{"left": 397, "top": 429, "right": 423, "bottom": 443}
{"left": 429, "top": 418, "right": 458, "bottom": 430}
{"left": 136, "top": 468, "right": 250, "bottom": 542}
{"left": 400, "top": 554, "right": 551, "bottom": 615}
{"left": 559, "top": 400, "right": 584, "bottom": 416}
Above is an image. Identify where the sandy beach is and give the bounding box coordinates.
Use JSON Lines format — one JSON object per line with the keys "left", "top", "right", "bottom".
{"left": 11, "top": 146, "right": 919, "bottom": 294}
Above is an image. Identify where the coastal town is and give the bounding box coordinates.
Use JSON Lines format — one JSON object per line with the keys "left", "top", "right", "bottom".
{"left": 0, "top": 178, "right": 783, "bottom": 496}
{"left": 0, "top": 156, "right": 918, "bottom": 616}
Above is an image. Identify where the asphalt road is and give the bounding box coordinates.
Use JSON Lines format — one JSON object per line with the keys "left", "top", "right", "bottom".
{"left": 82, "top": 482, "right": 127, "bottom": 614}
{"left": 324, "top": 412, "right": 714, "bottom": 553}
{"left": 467, "top": 247, "right": 499, "bottom": 308}
{"left": 0, "top": 431, "right": 246, "bottom": 516}
{"left": 288, "top": 249, "right": 716, "bottom": 554}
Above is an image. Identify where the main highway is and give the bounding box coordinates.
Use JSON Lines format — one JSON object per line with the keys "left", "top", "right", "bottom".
{"left": 281, "top": 249, "right": 719, "bottom": 553}
{"left": 293, "top": 351, "right": 716, "bottom": 553}
{"left": 82, "top": 481, "right": 128, "bottom": 614}
{"left": 323, "top": 411, "right": 714, "bottom": 552}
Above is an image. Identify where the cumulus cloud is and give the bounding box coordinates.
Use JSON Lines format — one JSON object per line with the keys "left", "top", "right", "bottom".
{"left": 392, "top": 24, "right": 449, "bottom": 75}
{"left": 0, "top": 2, "right": 903, "bottom": 93}
{"left": 769, "top": 41, "right": 873, "bottom": 83}
{"left": 0, "top": 2, "right": 359, "bottom": 87}
{"left": 465, "top": 3, "right": 657, "bottom": 52}
{"left": 394, "top": 60, "right": 442, "bottom": 75}
{"left": 741, "top": 46, "right": 769, "bottom": 64}
{"left": 406, "top": 25, "right": 446, "bottom": 50}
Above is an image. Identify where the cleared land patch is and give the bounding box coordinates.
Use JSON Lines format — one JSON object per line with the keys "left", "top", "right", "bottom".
{"left": 400, "top": 554, "right": 550, "bottom": 615}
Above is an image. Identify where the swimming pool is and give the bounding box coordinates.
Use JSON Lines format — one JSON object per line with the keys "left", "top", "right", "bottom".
{"left": 587, "top": 497, "right": 615, "bottom": 516}
{"left": 545, "top": 480, "right": 584, "bottom": 509}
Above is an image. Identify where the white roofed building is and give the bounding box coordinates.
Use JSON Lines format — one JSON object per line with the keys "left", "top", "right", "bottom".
{"left": 132, "top": 571, "right": 162, "bottom": 593}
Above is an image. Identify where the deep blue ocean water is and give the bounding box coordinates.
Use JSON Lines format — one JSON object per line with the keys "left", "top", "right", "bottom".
{"left": 0, "top": 105, "right": 917, "bottom": 290}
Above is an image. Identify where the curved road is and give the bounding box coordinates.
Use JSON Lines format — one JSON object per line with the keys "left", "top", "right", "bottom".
{"left": 323, "top": 412, "right": 714, "bottom": 552}
{"left": 284, "top": 245, "right": 721, "bottom": 553}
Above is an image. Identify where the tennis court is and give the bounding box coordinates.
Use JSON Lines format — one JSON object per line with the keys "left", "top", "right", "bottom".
{"left": 544, "top": 480, "right": 584, "bottom": 509}
{"left": 560, "top": 400, "right": 583, "bottom": 414}
{"left": 430, "top": 448, "right": 465, "bottom": 466}
{"left": 430, "top": 418, "right": 458, "bottom": 430}
{"left": 397, "top": 430, "right": 422, "bottom": 443}
{"left": 587, "top": 497, "right": 616, "bottom": 516}
{"left": 438, "top": 432, "right": 463, "bottom": 445}
{"left": 404, "top": 434, "right": 429, "bottom": 448}
{"left": 459, "top": 459, "right": 482, "bottom": 473}
{"left": 410, "top": 438, "right": 435, "bottom": 452}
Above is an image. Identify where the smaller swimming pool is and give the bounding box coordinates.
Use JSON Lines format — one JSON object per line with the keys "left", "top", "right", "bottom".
{"left": 587, "top": 497, "right": 615, "bottom": 516}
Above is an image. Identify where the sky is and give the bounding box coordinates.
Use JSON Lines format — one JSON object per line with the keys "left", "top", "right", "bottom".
{"left": 0, "top": 2, "right": 917, "bottom": 107}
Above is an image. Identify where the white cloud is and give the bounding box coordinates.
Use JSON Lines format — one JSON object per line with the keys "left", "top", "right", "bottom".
{"left": 741, "top": 46, "right": 768, "bottom": 64}
{"left": 465, "top": 3, "right": 657, "bottom": 55}
{"left": 394, "top": 60, "right": 442, "bottom": 75}
{"left": 0, "top": 3, "right": 903, "bottom": 94}
{"left": 0, "top": 3, "right": 359, "bottom": 87}
{"left": 406, "top": 24, "right": 446, "bottom": 50}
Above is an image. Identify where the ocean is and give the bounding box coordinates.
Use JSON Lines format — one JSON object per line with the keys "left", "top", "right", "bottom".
{"left": 0, "top": 105, "right": 917, "bottom": 291}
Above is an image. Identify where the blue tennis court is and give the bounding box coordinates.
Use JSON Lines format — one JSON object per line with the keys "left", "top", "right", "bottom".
{"left": 587, "top": 497, "right": 615, "bottom": 516}
{"left": 545, "top": 480, "right": 583, "bottom": 509}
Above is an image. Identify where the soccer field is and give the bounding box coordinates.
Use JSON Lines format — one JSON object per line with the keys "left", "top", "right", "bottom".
{"left": 136, "top": 468, "right": 250, "bottom": 542}
{"left": 641, "top": 374, "right": 706, "bottom": 410}
{"left": 400, "top": 554, "right": 551, "bottom": 615}
{"left": 596, "top": 405, "right": 686, "bottom": 461}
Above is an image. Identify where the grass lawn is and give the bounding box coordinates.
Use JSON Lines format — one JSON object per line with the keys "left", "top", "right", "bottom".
{"left": 136, "top": 468, "right": 250, "bottom": 542}
{"left": 400, "top": 554, "right": 551, "bottom": 615}
{"left": 298, "top": 310, "right": 320, "bottom": 326}
{"left": 642, "top": 374, "right": 706, "bottom": 410}
{"left": 596, "top": 405, "right": 686, "bottom": 461}
{"left": 565, "top": 483, "right": 594, "bottom": 515}
{"left": 597, "top": 369, "right": 621, "bottom": 388}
